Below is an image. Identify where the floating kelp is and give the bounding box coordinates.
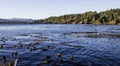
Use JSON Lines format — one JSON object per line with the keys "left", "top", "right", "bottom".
{"left": 85, "top": 33, "right": 120, "bottom": 38}
{"left": 60, "top": 42, "right": 84, "bottom": 49}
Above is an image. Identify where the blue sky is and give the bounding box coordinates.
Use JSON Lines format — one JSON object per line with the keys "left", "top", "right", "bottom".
{"left": 0, "top": 0, "right": 119, "bottom": 19}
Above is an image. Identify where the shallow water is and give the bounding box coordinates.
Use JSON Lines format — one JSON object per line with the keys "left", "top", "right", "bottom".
{"left": 0, "top": 24, "right": 120, "bottom": 66}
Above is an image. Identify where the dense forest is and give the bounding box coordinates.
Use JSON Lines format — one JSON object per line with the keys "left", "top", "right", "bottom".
{"left": 42, "top": 8, "right": 120, "bottom": 25}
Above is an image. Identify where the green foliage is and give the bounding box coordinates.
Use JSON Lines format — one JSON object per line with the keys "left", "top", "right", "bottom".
{"left": 43, "top": 8, "right": 120, "bottom": 25}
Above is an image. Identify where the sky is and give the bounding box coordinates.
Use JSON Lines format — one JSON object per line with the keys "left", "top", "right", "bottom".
{"left": 0, "top": 0, "right": 119, "bottom": 19}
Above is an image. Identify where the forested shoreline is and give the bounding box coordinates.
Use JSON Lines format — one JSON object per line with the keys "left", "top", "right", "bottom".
{"left": 42, "top": 8, "right": 120, "bottom": 25}
{"left": 0, "top": 8, "right": 120, "bottom": 25}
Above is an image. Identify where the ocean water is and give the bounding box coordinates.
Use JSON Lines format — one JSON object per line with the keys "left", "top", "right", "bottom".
{"left": 0, "top": 24, "right": 120, "bottom": 66}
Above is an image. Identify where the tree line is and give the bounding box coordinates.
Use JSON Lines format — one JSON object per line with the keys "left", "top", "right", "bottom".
{"left": 42, "top": 8, "right": 120, "bottom": 25}
{"left": 0, "top": 8, "right": 119, "bottom": 25}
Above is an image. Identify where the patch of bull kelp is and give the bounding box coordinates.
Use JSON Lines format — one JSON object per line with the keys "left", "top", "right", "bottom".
{"left": 85, "top": 33, "right": 120, "bottom": 38}
{"left": 60, "top": 42, "right": 84, "bottom": 49}
{"left": 63, "top": 32, "right": 98, "bottom": 35}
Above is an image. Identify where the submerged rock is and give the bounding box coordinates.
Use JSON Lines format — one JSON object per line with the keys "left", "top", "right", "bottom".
{"left": 69, "top": 56, "right": 74, "bottom": 60}
{"left": 8, "top": 62, "right": 13, "bottom": 66}
{"left": 43, "top": 60, "right": 49, "bottom": 64}
{"left": 45, "top": 55, "right": 50, "bottom": 59}
{"left": 11, "top": 52, "right": 18, "bottom": 56}
{"left": 2, "top": 56, "right": 7, "bottom": 63}
{"left": 0, "top": 45, "right": 3, "bottom": 49}
{"left": 58, "top": 59, "right": 63, "bottom": 63}
{"left": 56, "top": 53, "right": 61, "bottom": 58}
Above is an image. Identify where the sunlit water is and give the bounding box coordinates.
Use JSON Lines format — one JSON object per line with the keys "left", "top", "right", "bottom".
{"left": 0, "top": 24, "right": 120, "bottom": 66}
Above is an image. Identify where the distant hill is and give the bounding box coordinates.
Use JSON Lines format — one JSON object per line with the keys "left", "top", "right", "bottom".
{"left": 11, "top": 18, "right": 33, "bottom": 22}
{"left": 0, "top": 18, "right": 33, "bottom": 24}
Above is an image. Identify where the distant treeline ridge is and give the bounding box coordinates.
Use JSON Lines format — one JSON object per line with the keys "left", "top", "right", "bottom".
{"left": 36, "top": 8, "right": 120, "bottom": 25}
